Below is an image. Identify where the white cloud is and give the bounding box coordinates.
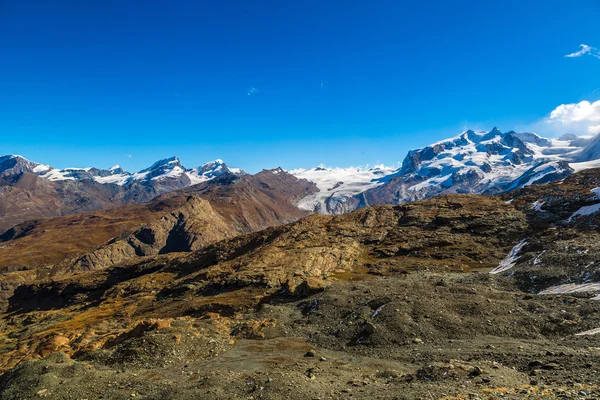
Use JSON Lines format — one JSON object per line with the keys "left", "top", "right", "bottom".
{"left": 589, "top": 125, "right": 600, "bottom": 135}
{"left": 247, "top": 87, "right": 259, "bottom": 96}
{"left": 550, "top": 100, "right": 600, "bottom": 123}
{"left": 540, "top": 100, "right": 600, "bottom": 136}
{"left": 565, "top": 44, "right": 600, "bottom": 59}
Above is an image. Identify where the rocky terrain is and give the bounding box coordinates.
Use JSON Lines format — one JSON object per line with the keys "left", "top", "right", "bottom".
{"left": 0, "top": 168, "right": 599, "bottom": 398}
{"left": 0, "top": 169, "right": 317, "bottom": 311}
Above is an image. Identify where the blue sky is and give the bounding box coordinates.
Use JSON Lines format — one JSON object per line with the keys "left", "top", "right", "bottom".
{"left": 1, "top": 0, "right": 599, "bottom": 173}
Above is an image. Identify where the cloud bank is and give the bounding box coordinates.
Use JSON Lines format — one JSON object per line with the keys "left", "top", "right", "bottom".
{"left": 542, "top": 100, "right": 600, "bottom": 136}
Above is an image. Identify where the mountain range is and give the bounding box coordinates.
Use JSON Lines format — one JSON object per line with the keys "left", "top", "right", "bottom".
{"left": 3, "top": 128, "right": 600, "bottom": 229}
{"left": 0, "top": 156, "right": 244, "bottom": 231}
{"left": 293, "top": 128, "right": 600, "bottom": 213}
{"left": 2, "top": 129, "right": 600, "bottom": 398}
{"left": 0, "top": 155, "right": 243, "bottom": 187}
{"left": 2, "top": 156, "right": 600, "bottom": 398}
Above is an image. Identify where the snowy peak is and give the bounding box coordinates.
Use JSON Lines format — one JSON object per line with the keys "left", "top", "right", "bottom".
{"left": 0, "top": 155, "right": 242, "bottom": 189}
{"left": 291, "top": 128, "right": 600, "bottom": 214}
{"left": 146, "top": 156, "right": 181, "bottom": 170}
{"left": 0, "top": 155, "right": 45, "bottom": 177}
{"left": 186, "top": 159, "right": 242, "bottom": 185}
{"left": 134, "top": 156, "right": 183, "bottom": 181}
{"left": 392, "top": 128, "right": 574, "bottom": 198}
{"left": 479, "top": 126, "right": 503, "bottom": 142}
{"left": 197, "top": 159, "right": 226, "bottom": 175}
{"left": 108, "top": 165, "right": 127, "bottom": 174}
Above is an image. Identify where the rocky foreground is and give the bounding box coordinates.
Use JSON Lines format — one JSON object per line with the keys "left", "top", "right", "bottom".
{"left": 1, "top": 170, "right": 600, "bottom": 398}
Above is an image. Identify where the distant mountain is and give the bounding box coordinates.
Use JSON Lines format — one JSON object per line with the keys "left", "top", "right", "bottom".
{"left": 0, "top": 155, "right": 244, "bottom": 187}
{"left": 0, "top": 167, "right": 317, "bottom": 277}
{"left": 291, "top": 128, "right": 600, "bottom": 214}
{"left": 5, "top": 127, "right": 600, "bottom": 222}
{"left": 0, "top": 155, "right": 245, "bottom": 231}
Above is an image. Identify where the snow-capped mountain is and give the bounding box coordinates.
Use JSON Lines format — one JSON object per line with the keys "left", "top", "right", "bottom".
{"left": 290, "top": 128, "right": 600, "bottom": 214}
{"left": 384, "top": 128, "right": 576, "bottom": 197}
{"left": 0, "top": 155, "right": 244, "bottom": 188}
{"left": 0, "top": 155, "right": 46, "bottom": 178}
{"left": 187, "top": 159, "right": 243, "bottom": 185}
{"left": 6, "top": 127, "right": 600, "bottom": 217}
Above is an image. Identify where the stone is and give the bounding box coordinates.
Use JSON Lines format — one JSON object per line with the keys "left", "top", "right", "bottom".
{"left": 304, "top": 350, "right": 316, "bottom": 358}
{"left": 363, "top": 322, "right": 376, "bottom": 335}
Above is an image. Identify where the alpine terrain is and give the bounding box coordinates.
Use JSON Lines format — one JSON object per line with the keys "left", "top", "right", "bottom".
{"left": 292, "top": 128, "right": 600, "bottom": 214}
{"left": 5, "top": 1, "right": 599, "bottom": 398}
{"left": 0, "top": 133, "right": 600, "bottom": 398}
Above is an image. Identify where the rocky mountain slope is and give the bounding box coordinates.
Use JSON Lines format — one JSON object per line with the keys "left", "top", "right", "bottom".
{"left": 0, "top": 169, "right": 317, "bottom": 310}
{"left": 0, "top": 156, "right": 243, "bottom": 231}
{"left": 292, "top": 128, "right": 600, "bottom": 214}
{"left": 0, "top": 193, "right": 526, "bottom": 368}
{"left": 490, "top": 168, "right": 600, "bottom": 303}
{"left": 1, "top": 169, "right": 600, "bottom": 398}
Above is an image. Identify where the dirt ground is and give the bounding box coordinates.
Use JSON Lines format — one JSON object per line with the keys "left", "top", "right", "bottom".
{"left": 2, "top": 271, "right": 599, "bottom": 399}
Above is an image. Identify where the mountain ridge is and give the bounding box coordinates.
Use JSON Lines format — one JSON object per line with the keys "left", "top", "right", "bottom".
{"left": 0, "top": 155, "right": 244, "bottom": 187}
{"left": 5, "top": 127, "right": 600, "bottom": 222}
{"left": 292, "top": 128, "right": 600, "bottom": 214}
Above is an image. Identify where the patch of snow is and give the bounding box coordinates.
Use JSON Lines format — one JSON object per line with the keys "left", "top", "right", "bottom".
{"left": 575, "top": 328, "right": 600, "bottom": 336}
{"left": 517, "top": 162, "right": 568, "bottom": 188}
{"left": 32, "top": 164, "right": 51, "bottom": 173}
{"left": 489, "top": 240, "right": 528, "bottom": 275}
{"left": 568, "top": 203, "right": 600, "bottom": 222}
{"left": 185, "top": 159, "right": 237, "bottom": 185}
{"left": 93, "top": 174, "right": 131, "bottom": 185}
{"left": 151, "top": 165, "right": 185, "bottom": 181}
{"left": 539, "top": 282, "right": 600, "bottom": 296}
{"left": 531, "top": 201, "right": 545, "bottom": 212}
{"left": 39, "top": 169, "right": 77, "bottom": 181}
{"left": 569, "top": 159, "right": 600, "bottom": 172}
{"left": 64, "top": 167, "right": 92, "bottom": 172}
{"left": 131, "top": 171, "right": 150, "bottom": 181}
{"left": 533, "top": 251, "right": 546, "bottom": 266}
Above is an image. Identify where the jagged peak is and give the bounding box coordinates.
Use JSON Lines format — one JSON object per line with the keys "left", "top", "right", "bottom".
{"left": 268, "top": 167, "right": 285, "bottom": 175}
{"left": 1, "top": 154, "right": 32, "bottom": 163}
{"left": 199, "top": 159, "right": 226, "bottom": 169}
{"left": 139, "top": 156, "right": 182, "bottom": 173}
